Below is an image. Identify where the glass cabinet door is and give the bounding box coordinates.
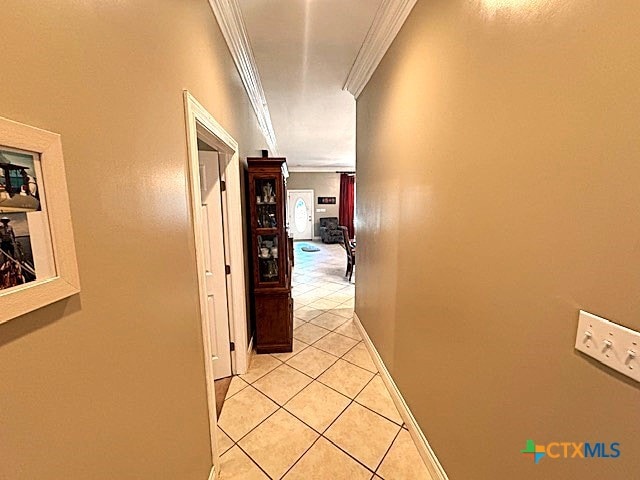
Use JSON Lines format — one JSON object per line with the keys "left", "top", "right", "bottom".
{"left": 256, "top": 234, "right": 279, "bottom": 282}
{"left": 255, "top": 178, "right": 278, "bottom": 228}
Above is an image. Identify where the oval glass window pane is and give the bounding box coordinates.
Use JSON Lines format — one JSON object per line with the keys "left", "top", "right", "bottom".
{"left": 294, "top": 198, "right": 307, "bottom": 233}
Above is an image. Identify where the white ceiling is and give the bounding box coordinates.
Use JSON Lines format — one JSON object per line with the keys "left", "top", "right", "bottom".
{"left": 239, "top": 0, "right": 382, "bottom": 171}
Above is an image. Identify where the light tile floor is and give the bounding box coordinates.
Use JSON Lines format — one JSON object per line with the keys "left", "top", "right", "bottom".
{"left": 218, "top": 241, "right": 431, "bottom": 480}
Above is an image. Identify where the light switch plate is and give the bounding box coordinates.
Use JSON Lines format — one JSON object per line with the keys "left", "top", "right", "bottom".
{"left": 575, "top": 310, "right": 640, "bottom": 382}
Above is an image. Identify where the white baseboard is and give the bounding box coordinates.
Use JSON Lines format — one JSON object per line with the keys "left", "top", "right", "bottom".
{"left": 353, "top": 312, "right": 449, "bottom": 480}
{"left": 208, "top": 464, "right": 216, "bottom": 480}
{"left": 313, "top": 236, "right": 321, "bottom": 241}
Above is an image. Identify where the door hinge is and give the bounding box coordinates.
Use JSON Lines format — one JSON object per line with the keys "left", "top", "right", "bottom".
{"left": 220, "top": 180, "right": 226, "bottom": 191}
{"left": 225, "top": 265, "right": 231, "bottom": 275}
{"left": 230, "top": 342, "right": 235, "bottom": 352}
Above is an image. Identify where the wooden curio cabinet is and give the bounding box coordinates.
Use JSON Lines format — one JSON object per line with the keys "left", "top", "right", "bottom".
{"left": 247, "top": 157, "right": 293, "bottom": 353}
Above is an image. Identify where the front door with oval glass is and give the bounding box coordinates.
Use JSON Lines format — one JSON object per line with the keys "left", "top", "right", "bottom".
{"left": 287, "top": 190, "right": 314, "bottom": 240}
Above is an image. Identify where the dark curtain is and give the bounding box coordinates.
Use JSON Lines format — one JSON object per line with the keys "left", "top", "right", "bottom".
{"left": 339, "top": 173, "right": 355, "bottom": 239}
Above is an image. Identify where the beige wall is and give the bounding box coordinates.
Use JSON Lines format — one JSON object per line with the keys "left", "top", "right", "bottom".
{"left": 0, "top": 1, "right": 265, "bottom": 479}
{"left": 287, "top": 172, "right": 340, "bottom": 237}
{"left": 356, "top": 0, "right": 640, "bottom": 479}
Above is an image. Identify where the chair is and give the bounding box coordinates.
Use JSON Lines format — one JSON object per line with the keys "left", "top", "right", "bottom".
{"left": 319, "top": 217, "right": 344, "bottom": 244}
{"left": 338, "top": 226, "right": 355, "bottom": 282}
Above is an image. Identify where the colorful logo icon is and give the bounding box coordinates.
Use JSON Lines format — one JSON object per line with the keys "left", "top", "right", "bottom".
{"left": 521, "top": 440, "right": 621, "bottom": 464}
{"left": 521, "top": 440, "right": 546, "bottom": 464}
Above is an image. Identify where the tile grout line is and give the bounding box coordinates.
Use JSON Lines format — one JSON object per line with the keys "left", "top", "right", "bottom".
{"left": 232, "top": 322, "right": 402, "bottom": 441}
{"left": 239, "top": 256, "right": 351, "bottom": 475}
{"left": 282, "top": 349, "right": 341, "bottom": 380}
{"left": 320, "top": 372, "right": 377, "bottom": 431}
{"left": 329, "top": 338, "right": 403, "bottom": 427}
{"left": 234, "top": 440, "right": 276, "bottom": 480}
{"left": 238, "top": 357, "right": 285, "bottom": 384}
{"left": 230, "top": 397, "right": 317, "bottom": 479}
{"left": 320, "top": 435, "right": 377, "bottom": 476}
{"left": 222, "top": 378, "right": 249, "bottom": 401}
{"left": 292, "top": 283, "right": 352, "bottom": 300}
{"left": 281, "top": 318, "right": 385, "bottom": 408}
{"left": 247, "top": 364, "right": 317, "bottom": 410}
{"left": 310, "top": 373, "right": 382, "bottom": 474}
{"left": 327, "top": 320, "right": 405, "bottom": 427}
{"left": 219, "top": 384, "right": 281, "bottom": 444}
{"left": 293, "top": 299, "right": 353, "bottom": 312}
{"left": 286, "top": 347, "right": 371, "bottom": 396}
{"left": 277, "top": 433, "right": 323, "bottom": 479}
{"left": 351, "top": 396, "right": 404, "bottom": 428}
{"left": 293, "top": 317, "right": 359, "bottom": 343}
{"left": 227, "top": 367, "right": 401, "bottom": 474}
{"left": 287, "top": 310, "right": 406, "bottom": 467}
{"left": 223, "top": 243, "right": 366, "bottom": 478}
{"left": 373, "top": 424, "right": 403, "bottom": 477}
{"left": 243, "top": 356, "right": 394, "bottom": 477}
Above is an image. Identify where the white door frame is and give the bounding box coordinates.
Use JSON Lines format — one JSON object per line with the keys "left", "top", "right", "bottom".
{"left": 288, "top": 189, "right": 315, "bottom": 240}
{"left": 183, "top": 91, "right": 250, "bottom": 470}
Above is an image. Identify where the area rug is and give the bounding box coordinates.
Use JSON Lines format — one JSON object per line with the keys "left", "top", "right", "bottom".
{"left": 300, "top": 245, "right": 321, "bottom": 252}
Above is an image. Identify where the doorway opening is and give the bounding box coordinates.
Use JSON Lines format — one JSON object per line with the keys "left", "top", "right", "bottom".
{"left": 184, "top": 91, "right": 249, "bottom": 477}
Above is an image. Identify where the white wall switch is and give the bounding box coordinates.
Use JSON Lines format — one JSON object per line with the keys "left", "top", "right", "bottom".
{"left": 575, "top": 310, "right": 640, "bottom": 382}
{"left": 316, "top": 208, "right": 326, "bottom": 213}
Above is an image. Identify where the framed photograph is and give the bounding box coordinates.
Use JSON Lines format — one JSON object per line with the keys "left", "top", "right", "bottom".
{"left": 318, "top": 196, "right": 336, "bottom": 204}
{"left": 0, "top": 116, "right": 80, "bottom": 325}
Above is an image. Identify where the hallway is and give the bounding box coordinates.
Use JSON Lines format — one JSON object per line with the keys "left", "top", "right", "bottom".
{"left": 217, "top": 242, "right": 430, "bottom": 479}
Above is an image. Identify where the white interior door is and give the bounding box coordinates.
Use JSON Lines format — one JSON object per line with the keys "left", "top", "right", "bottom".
{"left": 288, "top": 190, "right": 314, "bottom": 240}
{"left": 198, "top": 149, "right": 232, "bottom": 379}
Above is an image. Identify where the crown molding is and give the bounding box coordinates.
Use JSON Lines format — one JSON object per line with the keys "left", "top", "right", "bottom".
{"left": 288, "top": 166, "right": 355, "bottom": 173}
{"left": 208, "top": 0, "right": 278, "bottom": 154}
{"left": 343, "top": 0, "right": 418, "bottom": 99}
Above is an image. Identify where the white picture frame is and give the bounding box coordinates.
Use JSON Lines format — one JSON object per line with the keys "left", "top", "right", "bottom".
{"left": 0, "top": 116, "right": 80, "bottom": 324}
